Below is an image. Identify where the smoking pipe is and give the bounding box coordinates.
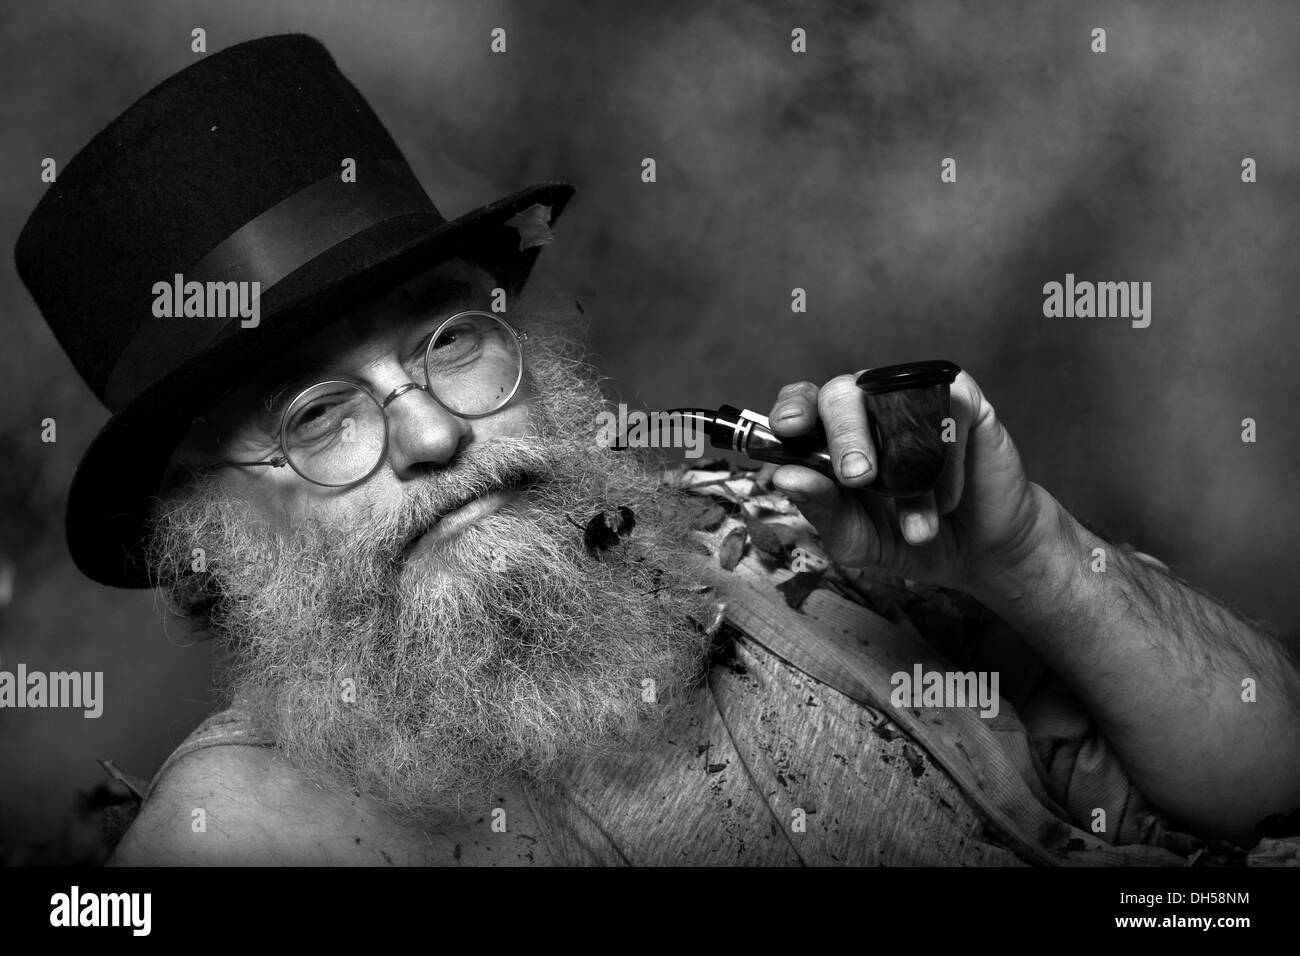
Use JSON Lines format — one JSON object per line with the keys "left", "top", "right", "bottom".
{"left": 666, "top": 360, "right": 960, "bottom": 498}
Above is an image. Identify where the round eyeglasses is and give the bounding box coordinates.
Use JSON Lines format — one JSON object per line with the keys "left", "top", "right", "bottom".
{"left": 210, "top": 310, "right": 527, "bottom": 488}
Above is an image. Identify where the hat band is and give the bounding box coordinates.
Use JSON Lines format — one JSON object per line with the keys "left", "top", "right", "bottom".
{"left": 102, "top": 159, "right": 437, "bottom": 411}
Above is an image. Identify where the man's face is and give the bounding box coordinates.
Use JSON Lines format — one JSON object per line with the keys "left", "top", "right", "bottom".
{"left": 149, "top": 257, "right": 715, "bottom": 821}
{"left": 183, "top": 258, "right": 534, "bottom": 543}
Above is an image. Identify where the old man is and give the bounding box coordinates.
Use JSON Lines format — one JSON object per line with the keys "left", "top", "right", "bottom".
{"left": 16, "top": 35, "right": 1300, "bottom": 866}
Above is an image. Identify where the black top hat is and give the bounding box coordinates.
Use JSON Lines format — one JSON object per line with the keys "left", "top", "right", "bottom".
{"left": 15, "top": 33, "right": 575, "bottom": 588}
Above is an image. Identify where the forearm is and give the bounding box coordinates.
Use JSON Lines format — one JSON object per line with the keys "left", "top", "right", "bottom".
{"left": 969, "top": 485, "right": 1300, "bottom": 841}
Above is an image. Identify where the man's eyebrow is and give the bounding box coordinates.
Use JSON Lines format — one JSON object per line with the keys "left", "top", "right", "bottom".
{"left": 255, "top": 375, "right": 306, "bottom": 432}
{"left": 400, "top": 276, "right": 479, "bottom": 317}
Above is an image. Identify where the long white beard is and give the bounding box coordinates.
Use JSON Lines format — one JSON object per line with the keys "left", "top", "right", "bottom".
{"left": 146, "top": 290, "right": 717, "bottom": 821}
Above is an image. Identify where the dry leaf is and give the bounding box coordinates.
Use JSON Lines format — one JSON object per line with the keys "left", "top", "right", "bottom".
{"left": 687, "top": 500, "right": 728, "bottom": 532}
{"left": 776, "top": 568, "right": 825, "bottom": 610}
{"left": 718, "top": 526, "right": 747, "bottom": 571}
{"left": 753, "top": 462, "right": 779, "bottom": 489}
{"left": 503, "top": 203, "right": 555, "bottom": 251}
{"left": 744, "top": 516, "right": 789, "bottom": 560}
{"left": 581, "top": 506, "right": 636, "bottom": 558}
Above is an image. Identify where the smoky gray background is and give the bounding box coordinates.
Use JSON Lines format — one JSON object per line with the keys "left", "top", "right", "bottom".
{"left": 1, "top": 0, "right": 1296, "bottom": 859}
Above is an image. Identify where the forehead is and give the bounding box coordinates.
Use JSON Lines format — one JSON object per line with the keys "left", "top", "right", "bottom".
{"left": 298, "top": 256, "right": 493, "bottom": 365}
{"left": 272, "top": 255, "right": 490, "bottom": 375}
{"left": 382, "top": 257, "right": 494, "bottom": 322}
{"left": 208, "top": 257, "right": 495, "bottom": 428}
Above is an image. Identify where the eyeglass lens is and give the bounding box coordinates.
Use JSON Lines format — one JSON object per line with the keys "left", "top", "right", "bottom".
{"left": 281, "top": 313, "right": 522, "bottom": 486}
{"left": 424, "top": 312, "right": 522, "bottom": 415}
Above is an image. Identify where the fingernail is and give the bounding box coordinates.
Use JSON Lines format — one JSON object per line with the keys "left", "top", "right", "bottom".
{"left": 773, "top": 403, "right": 801, "bottom": 422}
{"left": 840, "top": 451, "right": 871, "bottom": 479}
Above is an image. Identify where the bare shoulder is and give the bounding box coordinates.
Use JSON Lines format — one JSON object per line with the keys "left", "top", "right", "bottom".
{"left": 107, "top": 744, "right": 553, "bottom": 866}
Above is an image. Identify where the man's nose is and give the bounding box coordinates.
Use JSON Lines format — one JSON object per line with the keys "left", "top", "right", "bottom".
{"left": 382, "top": 382, "right": 473, "bottom": 476}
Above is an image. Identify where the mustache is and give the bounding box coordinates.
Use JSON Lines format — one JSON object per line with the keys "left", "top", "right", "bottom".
{"left": 378, "top": 436, "right": 563, "bottom": 565}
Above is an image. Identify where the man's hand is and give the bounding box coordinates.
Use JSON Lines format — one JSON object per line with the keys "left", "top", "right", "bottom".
{"left": 766, "top": 370, "right": 1053, "bottom": 595}
{"left": 765, "top": 368, "right": 1300, "bottom": 842}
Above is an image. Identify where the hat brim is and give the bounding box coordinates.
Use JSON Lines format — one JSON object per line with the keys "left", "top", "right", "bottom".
{"left": 67, "top": 180, "right": 575, "bottom": 588}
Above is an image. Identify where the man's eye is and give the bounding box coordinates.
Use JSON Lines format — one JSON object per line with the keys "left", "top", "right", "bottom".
{"left": 426, "top": 321, "right": 481, "bottom": 364}
{"left": 286, "top": 394, "right": 356, "bottom": 444}
{"left": 297, "top": 404, "right": 328, "bottom": 427}
{"left": 430, "top": 325, "right": 464, "bottom": 350}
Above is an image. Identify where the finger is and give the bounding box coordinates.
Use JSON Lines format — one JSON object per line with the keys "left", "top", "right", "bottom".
{"left": 896, "top": 491, "right": 940, "bottom": 545}
{"left": 768, "top": 380, "right": 820, "bottom": 436}
{"left": 935, "top": 372, "right": 976, "bottom": 515}
{"left": 946, "top": 370, "right": 1028, "bottom": 513}
{"left": 818, "top": 372, "right": 877, "bottom": 487}
{"left": 771, "top": 464, "right": 881, "bottom": 567}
